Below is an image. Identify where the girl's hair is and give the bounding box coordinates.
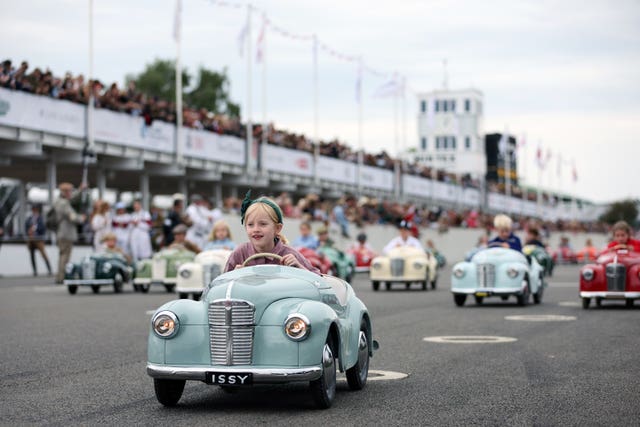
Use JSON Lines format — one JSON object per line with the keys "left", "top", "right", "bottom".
{"left": 493, "top": 214, "right": 513, "bottom": 230}
{"left": 208, "top": 219, "right": 232, "bottom": 241}
{"left": 244, "top": 198, "right": 289, "bottom": 244}
{"left": 611, "top": 220, "right": 632, "bottom": 236}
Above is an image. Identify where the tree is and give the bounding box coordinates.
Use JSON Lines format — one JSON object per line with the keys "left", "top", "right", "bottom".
{"left": 126, "top": 59, "right": 240, "bottom": 118}
{"left": 599, "top": 199, "right": 639, "bottom": 226}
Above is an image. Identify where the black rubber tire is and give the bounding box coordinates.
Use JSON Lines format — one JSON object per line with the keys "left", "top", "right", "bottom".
{"left": 454, "top": 294, "right": 467, "bottom": 307}
{"left": 385, "top": 282, "right": 391, "bottom": 291}
{"left": 626, "top": 298, "right": 634, "bottom": 308}
{"left": 372, "top": 281, "right": 379, "bottom": 291}
{"left": 430, "top": 279, "right": 437, "bottom": 290}
{"left": 178, "top": 292, "right": 188, "bottom": 299}
{"left": 153, "top": 378, "right": 185, "bottom": 407}
{"left": 140, "top": 284, "right": 150, "bottom": 293}
{"left": 345, "top": 322, "right": 370, "bottom": 391}
{"left": 91, "top": 285, "right": 100, "bottom": 294}
{"left": 501, "top": 295, "right": 509, "bottom": 301}
{"left": 474, "top": 295, "right": 484, "bottom": 305}
{"left": 132, "top": 284, "right": 140, "bottom": 292}
{"left": 113, "top": 273, "right": 123, "bottom": 294}
{"left": 533, "top": 283, "right": 543, "bottom": 304}
{"left": 68, "top": 285, "right": 78, "bottom": 295}
{"left": 192, "top": 293, "right": 201, "bottom": 301}
{"left": 582, "top": 297, "right": 590, "bottom": 309}
{"left": 421, "top": 281, "right": 427, "bottom": 291}
{"left": 164, "top": 284, "right": 175, "bottom": 293}
{"left": 595, "top": 297, "right": 602, "bottom": 307}
{"left": 517, "top": 281, "right": 530, "bottom": 306}
{"left": 309, "top": 335, "right": 337, "bottom": 409}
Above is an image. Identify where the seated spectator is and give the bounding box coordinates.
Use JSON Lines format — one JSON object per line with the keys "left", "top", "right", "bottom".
{"left": 292, "top": 221, "right": 319, "bottom": 250}
{"left": 488, "top": 214, "right": 522, "bottom": 251}
{"left": 203, "top": 219, "right": 236, "bottom": 251}
{"left": 382, "top": 220, "right": 423, "bottom": 255}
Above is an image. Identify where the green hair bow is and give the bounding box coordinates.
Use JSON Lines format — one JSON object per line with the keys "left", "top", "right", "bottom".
{"left": 240, "top": 190, "right": 283, "bottom": 225}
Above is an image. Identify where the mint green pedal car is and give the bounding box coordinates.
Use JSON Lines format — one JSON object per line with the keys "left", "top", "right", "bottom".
{"left": 147, "top": 253, "right": 377, "bottom": 409}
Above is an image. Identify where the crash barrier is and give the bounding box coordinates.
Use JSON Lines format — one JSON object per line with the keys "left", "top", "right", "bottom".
{"left": 0, "top": 87, "right": 598, "bottom": 221}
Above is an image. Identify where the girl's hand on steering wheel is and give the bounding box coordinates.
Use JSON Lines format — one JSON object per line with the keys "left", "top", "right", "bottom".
{"left": 282, "top": 254, "right": 301, "bottom": 268}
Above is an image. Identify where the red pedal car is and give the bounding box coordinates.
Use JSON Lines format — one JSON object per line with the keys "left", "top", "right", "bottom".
{"left": 579, "top": 246, "right": 640, "bottom": 308}
{"left": 298, "top": 247, "right": 334, "bottom": 275}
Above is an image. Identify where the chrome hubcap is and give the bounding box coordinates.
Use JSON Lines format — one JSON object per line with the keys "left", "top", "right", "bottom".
{"left": 357, "top": 331, "right": 369, "bottom": 380}
{"left": 321, "top": 343, "right": 336, "bottom": 397}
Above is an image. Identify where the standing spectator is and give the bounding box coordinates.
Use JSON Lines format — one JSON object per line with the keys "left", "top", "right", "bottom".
{"left": 185, "top": 194, "right": 213, "bottom": 249}
{"left": 111, "top": 202, "right": 131, "bottom": 256}
{"left": 129, "top": 199, "right": 153, "bottom": 262}
{"left": 25, "top": 204, "right": 52, "bottom": 276}
{"left": 53, "top": 182, "right": 86, "bottom": 283}
{"left": 332, "top": 195, "right": 355, "bottom": 238}
{"left": 163, "top": 194, "right": 192, "bottom": 246}
{"left": 90, "top": 200, "right": 111, "bottom": 252}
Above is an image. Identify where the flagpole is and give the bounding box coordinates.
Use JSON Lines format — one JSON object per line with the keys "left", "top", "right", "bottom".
{"left": 260, "top": 12, "right": 267, "bottom": 174}
{"left": 312, "top": 34, "right": 319, "bottom": 185}
{"left": 357, "top": 57, "right": 363, "bottom": 197}
{"left": 393, "top": 75, "right": 400, "bottom": 200}
{"left": 245, "top": 4, "right": 253, "bottom": 174}
{"left": 536, "top": 140, "right": 542, "bottom": 218}
{"left": 505, "top": 127, "right": 511, "bottom": 213}
{"left": 175, "top": 0, "right": 183, "bottom": 165}
{"left": 85, "top": 0, "right": 94, "bottom": 189}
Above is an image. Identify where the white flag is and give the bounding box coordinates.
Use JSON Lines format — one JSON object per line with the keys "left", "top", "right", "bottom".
{"left": 237, "top": 21, "right": 249, "bottom": 57}
{"left": 255, "top": 17, "right": 266, "bottom": 63}
{"left": 373, "top": 75, "right": 401, "bottom": 98}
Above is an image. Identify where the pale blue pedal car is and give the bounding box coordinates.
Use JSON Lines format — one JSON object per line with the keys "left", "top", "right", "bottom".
{"left": 451, "top": 246, "right": 546, "bottom": 306}
{"left": 147, "top": 253, "right": 376, "bottom": 409}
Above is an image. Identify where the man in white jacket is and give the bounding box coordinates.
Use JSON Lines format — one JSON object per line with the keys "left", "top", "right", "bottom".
{"left": 185, "top": 194, "right": 213, "bottom": 250}
{"left": 129, "top": 199, "right": 152, "bottom": 262}
{"left": 382, "top": 220, "right": 424, "bottom": 255}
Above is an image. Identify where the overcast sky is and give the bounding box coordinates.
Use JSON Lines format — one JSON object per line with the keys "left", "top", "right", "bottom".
{"left": 2, "top": 0, "right": 639, "bottom": 203}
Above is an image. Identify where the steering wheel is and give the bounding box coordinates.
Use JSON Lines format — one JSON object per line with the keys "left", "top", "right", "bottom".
{"left": 610, "top": 244, "right": 628, "bottom": 251}
{"left": 487, "top": 242, "right": 506, "bottom": 248}
{"left": 242, "top": 252, "right": 284, "bottom": 267}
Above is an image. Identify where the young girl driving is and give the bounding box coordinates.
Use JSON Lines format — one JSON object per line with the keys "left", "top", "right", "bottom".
{"left": 224, "top": 191, "right": 320, "bottom": 274}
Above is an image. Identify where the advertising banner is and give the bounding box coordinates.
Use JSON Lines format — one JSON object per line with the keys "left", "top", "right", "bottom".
{"left": 261, "top": 144, "right": 313, "bottom": 177}
{"left": 0, "top": 88, "right": 85, "bottom": 137}
{"left": 181, "top": 129, "right": 245, "bottom": 165}
{"left": 359, "top": 164, "right": 394, "bottom": 191}
{"left": 316, "top": 156, "right": 357, "bottom": 185}
{"left": 402, "top": 174, "right": 432, "bottom": 198}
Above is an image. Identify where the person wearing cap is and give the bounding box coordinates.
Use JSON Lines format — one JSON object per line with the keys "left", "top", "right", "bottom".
{"left": 487, "top": 214, "right": 522, "bottom": 251}
{"left": 111, "top": 202, "right": 131, "bottom": 256}
{"left": 53, "top": 182, "right": 87, "bottom": 283}
{"left": 163, "top": 196, "right": 192, "bottom": 246}
{"left": 347, "top": 232, "right": 375, "bottom": 254}
{"left": 382, "top": 220, "right": 424, "bottom": 255}
{"left": 224, "top": 191, "right": 320, "bottom": 273}
{"left": 316, "top": 226, "right": 335, "bottom": 248}
{"left": 25, "top": 204, "right": 52, "bottom": 276}
{"left": 291, "top": 221, "right": 319, "bottom": 250}
{"left": 168, "top": 224, "right": 201, "bottom": 254}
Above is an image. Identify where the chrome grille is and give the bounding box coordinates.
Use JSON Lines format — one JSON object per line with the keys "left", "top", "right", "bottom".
{"left": 606, "top": 264, "right": 626, "bottom": 291}
{"left": 82, "top": 258, "right": 96, "bottom": 279}
{"left": 152, "top": 258, "right": 167, "bottom": 280}
{"left": 209, "top": 300, "right": 255, "bottom": 365}
{"left": 390, "top": 258, "right": 405, "bottom": 277}
{"left": 476, "top": 263, "right": 495, "bottom": 288}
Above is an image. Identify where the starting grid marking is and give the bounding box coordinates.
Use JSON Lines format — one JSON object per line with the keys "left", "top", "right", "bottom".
{"left": 423, "top": 336, "right": 518, "bottom": 344}
{"left": 505, "top": 314, "right": 577, "bottom": 322}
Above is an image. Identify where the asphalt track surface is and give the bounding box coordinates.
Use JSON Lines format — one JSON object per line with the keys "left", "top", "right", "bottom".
{"left": 1, "top": 264, "right": 639, "bottom": 426}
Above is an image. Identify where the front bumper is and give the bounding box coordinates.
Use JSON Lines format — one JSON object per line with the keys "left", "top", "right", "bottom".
{"left": 147, "top": 363, "right": 322, "bottom": 383}
{"left": 134, "top": 278, "right": 177, "bottom": 285}
{"left": 580, "top": 291, "right": 640, "bottom": 299}
{"left": 452, "top": 286, "right": 524, "bottom": 296}
{"left": 64, "top": 279, "right": 114, "bottom": 286}
{"left": 175, "top": 286, "right": 204, "bottom": 293}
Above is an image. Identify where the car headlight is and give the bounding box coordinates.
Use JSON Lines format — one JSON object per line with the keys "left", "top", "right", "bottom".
{"left": 284, "top": 314, "right": 311, "bottom": 341}
{"left": 152, "top": 311, "right": 179, "bottom": 338}
{"left": 179, "top": 269, "right": 191, "bottom": 279}
{"left": 507, "top": 268, "right": 519, "bottom": 278}
{"left": 65, "top": 263, "right": 74, "bottom": 274}
{"left": 582, "top": 268, "right": 594, "bottom": 281}
{"left": 102, "top": 262, "right": 112, "bottom": 273}
{"left": 372, "top": 262, "right": 382, "bottom": 270}
{"left": 413, "top": 262, "right": 424, "bottom": 269}
{"left": 453, "top": 268, "right": 465, "bottom": 278}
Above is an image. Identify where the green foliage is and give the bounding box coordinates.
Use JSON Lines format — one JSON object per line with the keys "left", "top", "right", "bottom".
{"left": 127, "top": 59, "right": 240, "bottom": 117}
{"left": 599, "top": 199, "right": 639, "bottom": 226}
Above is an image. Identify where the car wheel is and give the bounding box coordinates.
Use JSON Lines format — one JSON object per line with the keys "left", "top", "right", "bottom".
{"left": 164, "top": 284, "right": 175, "bottom": 293}
{"left": 430, "top": 279, "right": 437, "bottom": 290}
{"left": 372, "top": 281, "right": 380, "bottom": 291}
{"left": 68, "top": 285, "right": 78, "bottom": 295}
{"left": 310, "top": 335, "right": 336, "bottom": 409}
{"left": 192, "top": 293, "right": 201, "bottom": 301}
{"left": 385, "top": 282, "right": 391, "bottom": 291}
{"left": 595, "top": 297, "right": 602, "bottom": 307}
{"left": 140, "top": 284, "right": 150, "bottom": 293}
{"left": 453, "top": 294, "right": 467, "bottom": 307}
{"left": 113, "top": 273, "right": 123, "bottom": 294}
{"left": 533, "top": 283, "right": 543, "bottom": 304}
{"left": 153, "top": 378, "right": 185, "bottom": 407}
{"left": 421, "top": 281, "right": 427, "bottom": 291}
{"left": 474, "top": 295, "right": 484, "bottom": 305}
{"left": 517, "top": 280, "right": 530, "bottom": 306}
{"left": 178, "top": 292, "right": 188, "bottom": 299}
{"left": 346, "top": 322, "right": 370, "bottom": 391}
{"left": 133, "top": 284, "right": 140, "bottom": 292}
{"left": 91, "top": 285, "right": 100, "bottom": 294}
{"left": 582, "top": 297, "right": 591, "bottom": 309}
{"left": 501, "top": 296, "right": 509, "bottom": 301}
{"left": 626, "top": 298, "right": 634, "bottom": 308}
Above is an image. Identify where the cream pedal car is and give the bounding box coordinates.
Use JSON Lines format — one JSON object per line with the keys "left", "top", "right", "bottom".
{"left": 176, "top": 249, "right": 232, "bottom": 300}
{"left": 370, "top": 246, "right": 437, "bottom": 291}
